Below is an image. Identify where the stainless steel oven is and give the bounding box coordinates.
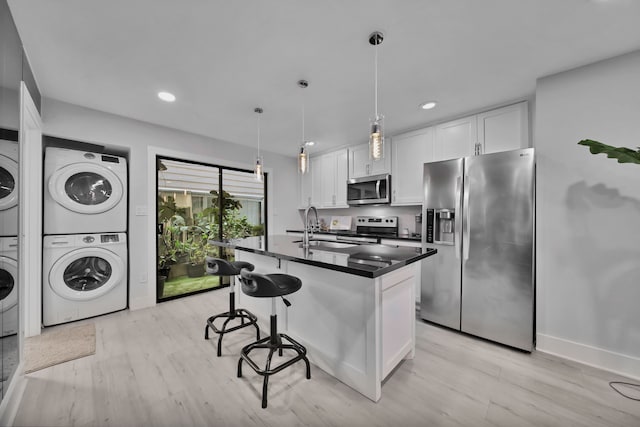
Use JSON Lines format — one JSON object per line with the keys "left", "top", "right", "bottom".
{"left": 347, "top": 174, "right": 391, "bottom": 205}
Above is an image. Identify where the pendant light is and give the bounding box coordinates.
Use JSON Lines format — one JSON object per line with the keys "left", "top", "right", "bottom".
{"left": 254, "top": 107, "right": 264, "bottom": 182}
{"left": 298, "top": 79, "right": 310, "bottom": 175}
{"left": 369, "top": 31, "right": 384, "bottom": 161}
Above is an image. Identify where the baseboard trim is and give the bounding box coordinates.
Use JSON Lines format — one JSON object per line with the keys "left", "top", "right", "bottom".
{"left": 536, "top": 333, "right": 640, "bottom": 381}
{"left": 0, "top": 362, "right": 27, "bottom": 426}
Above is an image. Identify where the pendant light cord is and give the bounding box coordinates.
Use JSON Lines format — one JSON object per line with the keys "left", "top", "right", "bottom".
{"left": 257, "top": 114, "right": 261, "bottom": 156}
{"left": 374, "top": 43, "right": 379, "bottom": 118}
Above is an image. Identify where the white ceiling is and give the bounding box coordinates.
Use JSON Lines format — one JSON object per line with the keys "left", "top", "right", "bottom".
{"left": 7, "top": 0, "right": 640, "bottom": 157}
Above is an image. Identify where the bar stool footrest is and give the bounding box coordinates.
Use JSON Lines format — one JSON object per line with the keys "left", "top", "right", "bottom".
{"left": 239, "top": 334, "right": 308, "bottom": 376}
{"left": 206, "top": 309, "right": 258, "bottom": 334}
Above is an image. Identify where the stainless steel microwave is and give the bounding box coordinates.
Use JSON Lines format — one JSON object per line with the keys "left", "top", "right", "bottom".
{"left": 347, "top": 174, "right": 391, "bottom": 205}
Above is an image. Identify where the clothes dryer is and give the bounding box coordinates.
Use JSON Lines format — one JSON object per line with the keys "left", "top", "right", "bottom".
{"left": 0, "top": 237, "right": 18, "bottom": 337}
{"left": 0, "top": 139, "right": 18, "bottom": 237}
{"left": 42, "top": 233, "right": 127, "bottom": 326}
{"left": 44, "top": 147, "right": 127, "bottom": 235}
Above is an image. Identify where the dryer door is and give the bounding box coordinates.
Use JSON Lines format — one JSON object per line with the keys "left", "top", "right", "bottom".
{"left": 0, "top": 256, "right": 18, "bottom": 311}
{"left": 48, "top": 163, "right": 124, "bottom": 214}
{"left": 0, "top": 155, "right": 18, "bottom": 211}
{"left": 48, "top": 247, "right": 125, "bottom": 301}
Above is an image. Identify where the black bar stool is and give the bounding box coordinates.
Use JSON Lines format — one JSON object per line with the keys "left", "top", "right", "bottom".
{"left": 204, "top": 257, "right": 260, "bottom": 357}
{"left": 238, "top": 268, "right": 311, "bottom": 408}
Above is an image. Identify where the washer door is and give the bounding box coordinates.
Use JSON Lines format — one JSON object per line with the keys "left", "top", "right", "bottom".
{"left": 0, "top": 155, "right": 18, "bottom": 211}
{"left": 49, "top": 248, "right": 124, "bottom": 301}
{"left": 48, "top": 163, "right": 123, "bottom": 214}
{"left": 0, "top": 256, "right": 18, "bottom": 311}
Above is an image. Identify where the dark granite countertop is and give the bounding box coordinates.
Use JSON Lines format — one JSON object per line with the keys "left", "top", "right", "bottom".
{"left": 285, "top": 229, "right": 422, "bottom": 242}
{"left": 209, "top": 235, "right": 436, "bottom": 278}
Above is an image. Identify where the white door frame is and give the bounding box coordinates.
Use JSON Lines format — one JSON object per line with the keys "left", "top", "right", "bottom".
{"left": 19, "top": 81, "right": 43, "bottom": 338}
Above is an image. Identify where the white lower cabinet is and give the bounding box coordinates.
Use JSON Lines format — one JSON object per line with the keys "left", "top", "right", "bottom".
{"left": 381, "top": 238, "right": 422, "bottom": 303}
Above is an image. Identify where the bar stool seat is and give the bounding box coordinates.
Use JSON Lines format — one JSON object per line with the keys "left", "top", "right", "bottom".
{"left": 238, "top": 268, "right": 311, "bottom": 408}
{"left": 204, "top": 257, "right": 260, "bottom": 357}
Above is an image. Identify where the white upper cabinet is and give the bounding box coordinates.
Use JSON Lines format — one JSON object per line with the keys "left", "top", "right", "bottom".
{"left": 348, "top": 142, "right": 391, "bottom": 179}
{"left": 434, "top": 101, "right": 529, "bottom": 161}
{"left": 391, "top": 127, "right": 435, "bottom": 206}
{"left": 435, "top": 115, "right": 477, "bottom": 161}
{"left": 477, "top": 101, "right": 529, "bottom": 154}
{"left": 334, "top": 149, "right": 348, "bottom": 207}
{"left": 299, "top": 148, "right": 349, "bottom": 209}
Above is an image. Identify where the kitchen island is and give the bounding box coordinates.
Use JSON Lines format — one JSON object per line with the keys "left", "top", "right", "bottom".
{"left": 209, "top": 235, "right": 436, "bottom": 401}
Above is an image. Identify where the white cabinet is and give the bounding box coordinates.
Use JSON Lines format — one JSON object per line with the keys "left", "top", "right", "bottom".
{"left": 434, "top": 101, "right": 529, "bottom": 161}
{"left": 319, "top": 149, "right": 348, "bottom": 208}
{"left": 311, "top": 155, "right": 323, "bottom": 207}
{"left": 380, "top": 238, "right": 423, "bottom": 304}
{"left": 391, "top": 127, "right": 435, "bottom": 205}
{"left": 477, "top": 101, "right": 529, "bottom": 154}
{"left": 348, "top": 142, "right": 391, "bottom": 179}
{"left": 299, "top": 148, "right": 349, "bottom": 209}
{"left": 435, "top": 115, "right": 477, "bottom": 161}
{"left": 334, "top": 149, "right": 348, "bottom": 207}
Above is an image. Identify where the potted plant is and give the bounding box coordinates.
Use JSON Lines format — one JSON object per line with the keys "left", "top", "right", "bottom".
{"left": 186, "top": 238, "right": 207, "bottom": 277}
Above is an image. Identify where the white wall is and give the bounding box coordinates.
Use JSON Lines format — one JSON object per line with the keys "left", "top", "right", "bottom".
{"left": 535, "top": 50, "right": 640, "bottom": 378}
{"left": 42, "top": 98, "right": 299, "bottom": 309}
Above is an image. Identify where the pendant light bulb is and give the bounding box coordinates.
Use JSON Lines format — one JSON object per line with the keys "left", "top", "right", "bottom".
{"left": 255, "top": 156, "right": 263, "bottom": 182}
{"left": 368, "top": 31, "right": 385, "bottom": 161}
{"left": 298, "top": 146, "right": 308, "bottom": 175}
{"left": 369, "top": 115, "right": 384, "bottom": 161}
{"left": 297, "top": 79, "right": 311, "bottom": 175}
{"left": 254, "top": 107, "right": 264, "bottom": 182}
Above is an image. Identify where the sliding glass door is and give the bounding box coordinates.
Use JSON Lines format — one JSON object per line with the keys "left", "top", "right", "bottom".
{"left": 156, "top": 157, "right": 266, "bottom": 302}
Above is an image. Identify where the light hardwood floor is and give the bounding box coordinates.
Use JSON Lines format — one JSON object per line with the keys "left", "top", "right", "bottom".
{"left": 13, "top": 289, "right": 640, "bottom": 427}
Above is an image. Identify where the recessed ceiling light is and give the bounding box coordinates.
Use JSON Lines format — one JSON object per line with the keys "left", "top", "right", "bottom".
{"left": 158, "top": 91, "right": 176, "bottom": 102}
{"left": 420, "top": 101, "right": 437, "bottom": 110}
{"left": 304, "top": 141, "right": 315, "bottom": 147}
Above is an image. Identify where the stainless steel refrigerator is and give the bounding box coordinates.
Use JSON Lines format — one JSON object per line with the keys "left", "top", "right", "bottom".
{"left": 420, "top": 148, "right": 535, "bottom": 351}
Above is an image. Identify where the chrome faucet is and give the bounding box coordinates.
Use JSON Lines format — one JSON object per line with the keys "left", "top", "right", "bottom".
{"left": 302, "top": 205, "right": 319, "bottom": 248}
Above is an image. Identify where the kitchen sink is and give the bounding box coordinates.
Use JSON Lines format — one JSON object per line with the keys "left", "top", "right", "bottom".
{"left": 293, "top": 239, "right": 359, "bottom": 249}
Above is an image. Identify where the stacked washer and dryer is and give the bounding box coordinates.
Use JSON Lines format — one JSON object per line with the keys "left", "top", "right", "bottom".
{"left": 0, "top": 139, "right": 19, "bottom": 337}
{"left": 42, "top": 147, "right": 128, "bottom": 326}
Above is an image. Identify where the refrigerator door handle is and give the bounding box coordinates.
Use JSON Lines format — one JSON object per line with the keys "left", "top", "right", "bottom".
{"left": 463, "top": 173, "right": 470, "bottom": 261}
{"left": 455, "top": 175, "right": 462, "bottom": 259}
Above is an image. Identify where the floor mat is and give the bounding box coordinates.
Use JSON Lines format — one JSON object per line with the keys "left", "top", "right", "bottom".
{"left": 24, "top": 323, "right": 96, "bottom": 374}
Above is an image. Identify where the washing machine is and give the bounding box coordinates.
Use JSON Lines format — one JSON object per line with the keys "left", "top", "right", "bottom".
{"left": 0, "top": 139, "right": 18, "bottom": 237}
{"left": 44, "top": 147, "right": 127, "bottom": 235}
{"left": 42, "top": 233, "right": 127, "bottom": 326}
{"left": 0, "top": 237, "right": 18, "bottom": 337}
